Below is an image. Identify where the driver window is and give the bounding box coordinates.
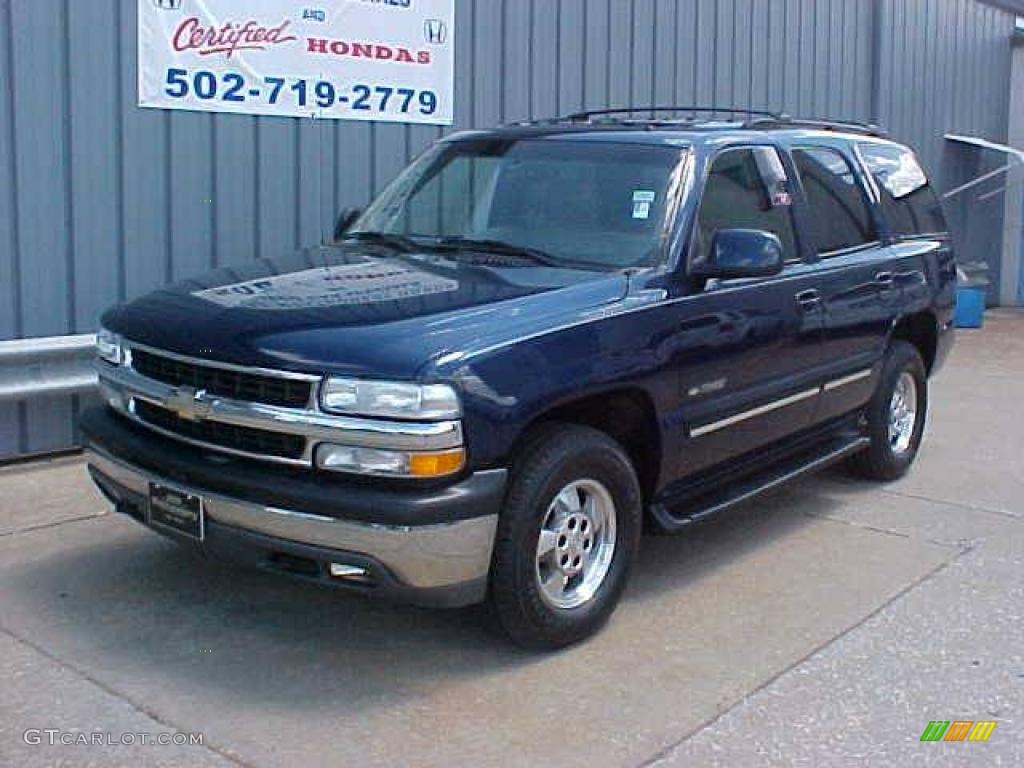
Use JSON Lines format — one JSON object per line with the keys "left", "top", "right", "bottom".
{"left": 695, "top": 147, "right": 798, "bottom": 264}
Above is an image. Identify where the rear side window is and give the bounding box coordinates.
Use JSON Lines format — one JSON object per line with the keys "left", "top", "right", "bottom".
{"left": 792, "top": 147, "right": 875, "bottom": 254}
{"left": 859, "top": 143, "right": 947, "bottom": 237}
{"left": 695, "top": 146, "right": 798, "bottom": 263}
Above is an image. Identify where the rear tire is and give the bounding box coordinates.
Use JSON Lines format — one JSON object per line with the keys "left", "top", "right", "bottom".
{"left": 488, "top": 424, "right": 642, "bottom": 650}
{"left": 848, "top": 340, "right": 928, "bottom": 481}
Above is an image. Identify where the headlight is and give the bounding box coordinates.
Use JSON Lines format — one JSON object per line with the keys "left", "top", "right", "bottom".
{"left": 320, "top": 377, "right": 460, "bottom": 420}
{"left": 316, "top": 444, "right": 465, "bottom": 478}
{"left": 96, "top": 328, "right": 124, "bottom": 365}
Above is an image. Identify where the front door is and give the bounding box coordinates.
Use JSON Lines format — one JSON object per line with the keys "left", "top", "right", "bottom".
{"left": 666, "top": 145, "right": 825, "bottom": 480}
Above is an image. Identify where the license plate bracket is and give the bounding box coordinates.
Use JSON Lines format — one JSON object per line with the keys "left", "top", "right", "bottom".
{"left": 148, "top": 483, "right": 204, "bottom": 541}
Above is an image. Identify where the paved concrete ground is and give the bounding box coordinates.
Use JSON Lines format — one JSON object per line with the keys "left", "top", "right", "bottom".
{"left": 1, "top": 311, "right": 1022, "bottom": 768}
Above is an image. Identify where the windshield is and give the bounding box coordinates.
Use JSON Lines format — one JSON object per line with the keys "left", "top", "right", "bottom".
{"left": 353, "top": 138, "right": 686, "bottom": 269}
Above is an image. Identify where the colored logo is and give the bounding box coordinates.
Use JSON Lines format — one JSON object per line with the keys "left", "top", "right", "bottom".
{"left": 920, "top": 721, "right": 997, "bottom": 742}
{"left": 424, "top": 19, "right": 448, "bottom": 45}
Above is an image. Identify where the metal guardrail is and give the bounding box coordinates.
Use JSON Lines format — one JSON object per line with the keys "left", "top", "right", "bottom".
{"left": 0, "top": 334, "right": 98, "bottom": 403}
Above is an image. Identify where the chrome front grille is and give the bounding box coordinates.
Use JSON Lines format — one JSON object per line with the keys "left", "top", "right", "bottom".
{"left": 131, "top": 348, "right": 313, "bottom": 408}
{"left": 133, "top": 400, "right": 307, "bottom": 460}
{"left": 115, "top": 345, "right": 322, "bottom": 465}
{"left": 95, "top": 344, "right": 464, "bottom": 468}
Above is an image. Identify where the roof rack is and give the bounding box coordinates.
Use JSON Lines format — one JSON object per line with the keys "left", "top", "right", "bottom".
{"left": 505, "top": 107, "right": 888, "bottom": 140}
{"left": 509, "top": 106, "right": 887, "bottom": 137}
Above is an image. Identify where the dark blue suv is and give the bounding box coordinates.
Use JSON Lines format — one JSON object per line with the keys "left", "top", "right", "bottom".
{"left": 82, "top": 109, "right": 956, "bottom": 648}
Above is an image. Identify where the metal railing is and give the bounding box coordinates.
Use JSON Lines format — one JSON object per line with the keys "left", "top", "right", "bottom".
{"left": 0, "top": 334, "right": 98, "bottom": 403}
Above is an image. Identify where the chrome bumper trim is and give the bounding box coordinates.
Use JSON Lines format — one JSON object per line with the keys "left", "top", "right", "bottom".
{"left": 97, "top": 363, "right": 464, "bottom": 465}
{"left": 86, "top": 448, "right": 498, "bottom": 590}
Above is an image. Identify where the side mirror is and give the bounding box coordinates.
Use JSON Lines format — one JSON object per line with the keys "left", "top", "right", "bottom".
{"left": 333, "top": 207, "right": 362, "bottom": 241}
{"left": 692, "top": 229, "right": 784, "bottom": 279}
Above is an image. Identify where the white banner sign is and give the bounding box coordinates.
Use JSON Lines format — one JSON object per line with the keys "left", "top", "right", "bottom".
{"left": 138, "top": 0, "right": 454, "bottom": 125}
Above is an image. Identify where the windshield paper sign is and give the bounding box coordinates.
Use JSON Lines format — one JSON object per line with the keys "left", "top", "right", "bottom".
{"left": 138, "top": 0, "right": 454, "bottom": 125}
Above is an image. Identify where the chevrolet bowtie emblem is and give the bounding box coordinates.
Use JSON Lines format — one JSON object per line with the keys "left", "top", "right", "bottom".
{"left": 164, "top": 386, "right": 213, "bottom": 422}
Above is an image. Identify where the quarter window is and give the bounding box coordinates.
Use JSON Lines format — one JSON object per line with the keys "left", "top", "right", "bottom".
{"left": 792, "top": 147, "right": 875, "bottom": 254}
{"left": 695, "top": 147, "right": 798, "bottom": 264}
{"left": 859, "top": 143, "right": 947, "bottom": 237}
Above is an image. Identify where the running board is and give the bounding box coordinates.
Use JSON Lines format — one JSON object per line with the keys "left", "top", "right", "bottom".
{"left": 650, "top": 434, "right": 870, "bottom": 532}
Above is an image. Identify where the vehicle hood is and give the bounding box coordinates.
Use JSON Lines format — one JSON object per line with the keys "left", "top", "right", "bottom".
{"left": 102, "top": 245, "right": 629, "bottom": 379}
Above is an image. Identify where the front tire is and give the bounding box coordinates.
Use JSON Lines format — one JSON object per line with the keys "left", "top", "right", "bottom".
{"left": 849, "top": 340, "right": 928, "bottom": 481}
{"left": 489, "top": 424, "right": 642, "bottom": 650}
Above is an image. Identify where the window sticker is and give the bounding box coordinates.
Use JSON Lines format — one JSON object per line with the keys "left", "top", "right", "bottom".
{"left": 632, "top": 190, "right": 655, "bottom": 219}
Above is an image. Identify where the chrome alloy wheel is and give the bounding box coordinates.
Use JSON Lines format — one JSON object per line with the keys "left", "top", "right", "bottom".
{"left": 888, "top": 371, "right": 918, "bottom": 455}
{"left": 535, "top": 478, "right": 617, "bottom": 610}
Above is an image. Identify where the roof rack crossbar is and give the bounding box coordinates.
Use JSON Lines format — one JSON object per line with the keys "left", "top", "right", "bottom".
{"left": 563, "top": 106, "right": 783, "bottom": 122}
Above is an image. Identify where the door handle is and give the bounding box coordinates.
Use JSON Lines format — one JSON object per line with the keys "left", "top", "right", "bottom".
{"left": 795, "top": 288, "right": 820, "bottom": 310}
{"left": 875, "top": 271, "right": 894, "bottom": 287}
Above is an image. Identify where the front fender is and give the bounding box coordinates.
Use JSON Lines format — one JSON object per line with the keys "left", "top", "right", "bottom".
{"left": 434, "top": 303, "right": 674, "bottom": 470}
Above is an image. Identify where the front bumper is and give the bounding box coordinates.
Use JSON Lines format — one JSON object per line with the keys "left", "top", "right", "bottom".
{"left": 81, "top": 407, "right": 506, "bottom": 607}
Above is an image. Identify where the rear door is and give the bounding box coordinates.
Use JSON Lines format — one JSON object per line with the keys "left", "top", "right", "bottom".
{"left": 790, "top": 144, "right": 892, "bottom": 423}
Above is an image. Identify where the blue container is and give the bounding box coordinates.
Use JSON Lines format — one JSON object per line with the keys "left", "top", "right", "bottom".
{"left": 954, "top": 286, "right": 986, "bottom": 328}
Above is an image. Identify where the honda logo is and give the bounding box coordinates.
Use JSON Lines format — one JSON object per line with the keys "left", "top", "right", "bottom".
{"left": 164, "top": 387, "right": 214, "bottom": 422}
{"left": 153, "top": 0, "right": 183, "bottom": 10}
{"left": 424, "top": 19, "right": 447, "bottom": 45}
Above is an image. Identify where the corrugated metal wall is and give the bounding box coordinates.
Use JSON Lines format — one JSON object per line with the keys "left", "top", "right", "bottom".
{"left": 0, "top": 0, "right": 1017, "bottom": 460}
{"left": 880, "top": 0, "right": 1013, "bottom": 176}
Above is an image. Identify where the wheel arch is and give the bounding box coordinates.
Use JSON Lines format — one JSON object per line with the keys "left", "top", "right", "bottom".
{"left": 512, "top": 387, "right": 662, "bottom": 504}
{"left": 889, "top": 310, "right": 939, "bottom": 374}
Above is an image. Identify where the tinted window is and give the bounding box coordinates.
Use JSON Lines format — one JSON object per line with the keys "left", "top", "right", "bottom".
{"left": 792, "top": 147, "right": 875, "bottom": 253}
{"left": 859, "top": 143, "right": 947, "bottom": 237}
{"left": 695, "top": 147, "right": 798, "bottom": 262}
{"left": 355, "top": 139, "right": 683, "bottom": 269}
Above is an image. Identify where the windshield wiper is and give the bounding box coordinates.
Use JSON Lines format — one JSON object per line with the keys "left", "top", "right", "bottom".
{"left": 345, "top": 232, "right": 601, "bottom": 270}
{"left": 341, "top": 231, "right": 421, "bottom": 253}
{"left": 430, "top": 237, "right": 566, "bottom": 267}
